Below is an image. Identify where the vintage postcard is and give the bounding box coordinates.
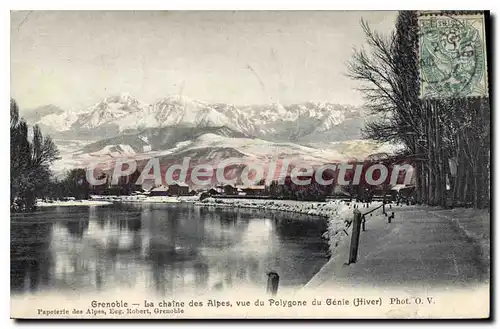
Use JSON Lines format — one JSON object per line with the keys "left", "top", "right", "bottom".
{"left": 10, "top": 10, "right": 490, "bottom": 319}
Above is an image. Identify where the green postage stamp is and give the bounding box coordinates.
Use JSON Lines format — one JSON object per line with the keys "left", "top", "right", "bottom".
{"left": 418, "top": 13, "right": 489, "bottom": 99}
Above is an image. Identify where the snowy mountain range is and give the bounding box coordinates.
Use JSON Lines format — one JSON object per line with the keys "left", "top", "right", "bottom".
{"left": 26, "top": 93, "right": 373, "bottom": 143}
{"left": 24, "top": 93, "right": 396, "bottom": 175}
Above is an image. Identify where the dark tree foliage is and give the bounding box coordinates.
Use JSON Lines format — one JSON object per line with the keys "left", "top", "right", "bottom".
{"left": 10, "top": 99, "right": 60, "bottom": 211}
{"left": 348, "top": 11, "right": 490, "bottom": 208}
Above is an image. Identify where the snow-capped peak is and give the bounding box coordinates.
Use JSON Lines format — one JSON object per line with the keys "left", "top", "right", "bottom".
{"left": 75, "top": 93, "right": 148, "bottom": 129}
{"left": 33, "top": 93, "right": 364, "bottom": 143}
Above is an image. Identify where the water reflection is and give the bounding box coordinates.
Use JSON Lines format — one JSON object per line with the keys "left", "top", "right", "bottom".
{"left": 11, "top": 204, "right": 327, "bottom": 296}
{"left": 11, "top": 216, "right": 53, "bottom": 293}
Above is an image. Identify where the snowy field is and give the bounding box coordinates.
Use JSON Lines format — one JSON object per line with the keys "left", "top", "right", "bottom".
{"left": 139, "top": 196, "right": 200, "bottom": 203}
{"left": 37, "top": 195, "right": 201, "bottom": 207}
{"left": 36, "top": 200, "right": 113, "bottom": 207}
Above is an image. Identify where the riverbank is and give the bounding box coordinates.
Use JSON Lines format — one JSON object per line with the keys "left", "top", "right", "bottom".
{"left": 37, "top": 195, "right": 201, "bottom": 206}
{"left": 36, "top": 196, "right": 191, "bottom": 207}
{"left": 197, "top": 197, "right": 382, "bottom": 255}
{"left": 108, "top": 195, "right": 200, "bottom": 203}
{"left": 36, "top": 200, "right": 113, "bottom": 207}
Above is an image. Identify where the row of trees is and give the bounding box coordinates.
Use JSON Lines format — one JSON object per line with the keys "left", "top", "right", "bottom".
{"left": 42, "top": 169, "right": 144, "bottom": 201}
{"left": 41, "top": 169, "right": 91, "bottom": 201}
{"left": 348, "top": 11, "right": 490, "bottom": 208}
{"left": 11, "top": 99, "right": 60, "bottom": 211}
{"left": 11, "top": 100, "right": 106, "bottom": 209}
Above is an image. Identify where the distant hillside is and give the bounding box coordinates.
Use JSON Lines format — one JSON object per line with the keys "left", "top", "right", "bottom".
{"left": 81, "top": 125, "right": 248, "bottom": 154}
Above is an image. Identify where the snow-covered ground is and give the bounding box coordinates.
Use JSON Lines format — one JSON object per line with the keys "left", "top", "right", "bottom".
{"left": 139, "top": 196, "right": 198, "bottom": 203}
{"left": 429, "top": 207, "right": 490, "bottom": 277}
{"left": 305, "top": 204, "right": 490, "bottom": 295}
{"left": 91, "top": 195, "right": 200, "bottom": 204}
{"left": 184, "top": 133, "right": 348, "bottom": 163}
{"left": 88, "top": 144, "right": 136, "bottom": 157}
{"left": 197, "top": 197, "right": 382, "bottom": 254}
{"left": 70, "top": 133, "right": 381, "bottom": 171}
{"left": 137, "top": 196, "right": 181, "bottom": 203}
{"left": 37, "top": 194, "right": 200, "bottom": 207}
{"left": 36, "top": 200, "right": 113, "bottom": 207}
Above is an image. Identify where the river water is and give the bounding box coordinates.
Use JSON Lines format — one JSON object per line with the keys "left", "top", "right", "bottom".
{"left": 11, "top": 203, "right": 328, "bottom": 297}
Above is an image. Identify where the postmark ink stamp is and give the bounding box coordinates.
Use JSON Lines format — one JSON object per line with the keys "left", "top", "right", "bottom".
{"left": 418, "top": 13, "right": 488, "bottom": 99}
